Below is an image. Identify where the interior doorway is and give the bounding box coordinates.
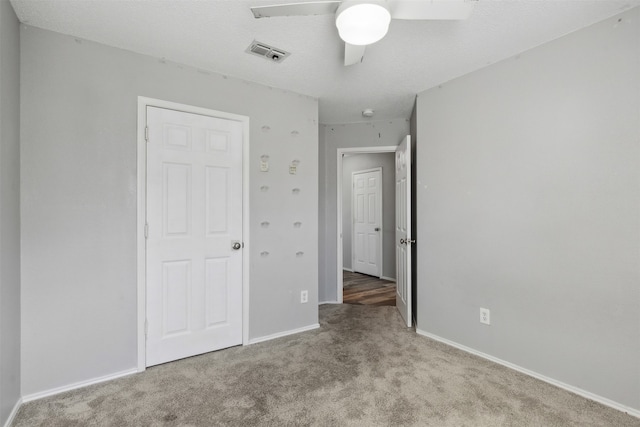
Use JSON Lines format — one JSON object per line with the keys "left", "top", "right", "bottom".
{"left": 136, "top": 97, "right": 250, "bottom": 372}
{"left": 337, "top": 147, "right": 397, "bottom": 306}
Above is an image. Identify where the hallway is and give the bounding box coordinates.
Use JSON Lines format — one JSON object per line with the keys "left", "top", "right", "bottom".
{"left": 343, "top": 271, "right": 396, "bottom": 306}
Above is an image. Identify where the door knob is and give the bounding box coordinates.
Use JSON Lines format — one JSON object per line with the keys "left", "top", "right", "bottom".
{"left": 375, "top": 227, "right": 380, "bottom": 231}
{"left": 232, "top": 242, "right": 242, "bottom": 250}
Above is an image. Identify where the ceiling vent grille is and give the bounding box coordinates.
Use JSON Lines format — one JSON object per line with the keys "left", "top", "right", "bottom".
{"left": 246, "top": 41, "right": 290, "bottom": 63}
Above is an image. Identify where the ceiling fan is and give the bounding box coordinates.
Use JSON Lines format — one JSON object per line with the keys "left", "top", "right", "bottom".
{"left": 251, "top": 0, "right": 476, "bottom": 66}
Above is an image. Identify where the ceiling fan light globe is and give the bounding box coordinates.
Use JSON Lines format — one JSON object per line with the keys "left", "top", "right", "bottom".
{"left": 336, "top": 3, "right": 391, "bottom": 46}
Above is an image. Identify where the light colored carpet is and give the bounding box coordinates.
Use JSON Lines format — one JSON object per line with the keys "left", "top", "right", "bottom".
{"left": 13, "top": 304, "right": 639, "bottom": 426}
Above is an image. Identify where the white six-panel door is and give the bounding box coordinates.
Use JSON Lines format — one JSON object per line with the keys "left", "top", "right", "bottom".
{"left": 396, "top": 136, "right": 412, "bottom": 327}
{"left": 146, "top": 106, "right": 243, "bottom": 366}
{"left": 352, "top": 168, "right": 382, "bottom": 277}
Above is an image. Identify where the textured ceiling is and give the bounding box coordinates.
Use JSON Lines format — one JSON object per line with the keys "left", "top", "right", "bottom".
{"left": 9, "top": 0, "right": 639, "bottom": 124}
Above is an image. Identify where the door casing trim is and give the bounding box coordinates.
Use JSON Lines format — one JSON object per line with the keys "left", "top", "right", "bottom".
{"left": 136, "top": 97, "right": 250, "bottom": 371}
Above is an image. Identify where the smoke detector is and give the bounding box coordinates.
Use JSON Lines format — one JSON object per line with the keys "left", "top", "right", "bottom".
{"left": 246, "top": 41, "right": 290, "bottom": 63}
{"left": 362, "top": 109, "right": 375, "bottom": 117}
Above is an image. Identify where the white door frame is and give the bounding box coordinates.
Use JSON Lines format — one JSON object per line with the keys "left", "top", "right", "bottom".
{"left": 351, "top": 167, "right": 383, "bottom": 278}
{"left": 136, "top": 97, "right": 250, "bottom": 372}
{"left": 337, "top": 146, "right": 397, "bottom": 303}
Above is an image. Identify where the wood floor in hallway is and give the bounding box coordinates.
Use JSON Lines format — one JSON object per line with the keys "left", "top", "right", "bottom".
{"left": 343, "top": 271, "right": 396, "bottom": 306}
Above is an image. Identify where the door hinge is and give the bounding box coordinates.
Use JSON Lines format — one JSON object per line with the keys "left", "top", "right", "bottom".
{"left": 144, "top": 223, "right": 149, "bottom": 239}
{"left": 145, "top": 126, "right": 149, "bottom": 142}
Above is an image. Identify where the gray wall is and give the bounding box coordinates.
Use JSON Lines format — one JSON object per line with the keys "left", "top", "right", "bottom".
{"left": 319, "top": 120, "right": 409, "bottom": 303}
{"left": 416, "top": 7, "right": 640, "bottom": 411}
{"left": 20, "top": 26, "right": 318, "bottom": 396}
{"left": 342, "top": 153, "right": 395, "bottom": 280}
{"left": 0, "top": 0, "right": 21, "bottom": 424}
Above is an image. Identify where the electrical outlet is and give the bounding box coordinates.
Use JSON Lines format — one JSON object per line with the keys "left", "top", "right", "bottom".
{"left": 480, "top": 308, "right": 490, "bottom": 325}
{"left": 300, "top": 290, "right": 308, "bottom": 304}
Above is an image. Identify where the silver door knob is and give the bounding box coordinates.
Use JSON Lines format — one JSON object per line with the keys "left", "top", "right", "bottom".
{"left": 232, "top": 242, "right": 242, "bottom": 250}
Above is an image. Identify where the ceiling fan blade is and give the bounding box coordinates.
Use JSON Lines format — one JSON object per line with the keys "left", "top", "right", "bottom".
{"left": 344, "top": 43, "right": 366, "bottom": 66}
{"left": 251, "top": 1, "right": 341, "bottom": 18}
{"left": 390, "top": 0, "right": 476, "bottom": 20}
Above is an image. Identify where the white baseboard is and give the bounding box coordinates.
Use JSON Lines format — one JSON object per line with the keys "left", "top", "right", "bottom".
{"left": 381, "top": 276, "right": 396, "bottom": 282}
{"left": 3, "top": 397, "right": 23, "bottom": 427}
{"left": 22, "top": 368, "right": 138, "bottom": 403}
{"left": 248, "top": 323, "right": 320, "bottom": 345}
{"left": 319, "top": 300, "right": 340, "bottom": 305}
{"left": 416, "top": 329, "right": 640, "bottom": 419}
{"left": 342, "top": 268, "right": 353, "bottom": 273}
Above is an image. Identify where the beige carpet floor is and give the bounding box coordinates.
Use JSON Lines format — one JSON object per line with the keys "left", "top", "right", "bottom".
{"left": 13, "top": 304, "right": 640, "bottom": 426}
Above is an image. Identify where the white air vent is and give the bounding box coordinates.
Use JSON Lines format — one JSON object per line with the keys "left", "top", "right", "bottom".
{"left": 246, "top": 41, "right": 290, "bottom": 63}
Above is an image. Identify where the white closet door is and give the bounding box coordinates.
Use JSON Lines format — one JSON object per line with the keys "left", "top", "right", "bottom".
{"left": 353, "top": 168, "right": 382, "bottom": 277}
{"left": 146, "top": 106, "right": 243, "bottom": 366}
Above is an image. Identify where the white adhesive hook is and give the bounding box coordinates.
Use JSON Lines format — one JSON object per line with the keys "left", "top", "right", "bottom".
{"left": 260, "top": 155, "right": 270, "bottom": 172}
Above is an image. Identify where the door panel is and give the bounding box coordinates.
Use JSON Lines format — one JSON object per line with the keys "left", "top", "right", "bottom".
{"left": 164, "top": 163, "right": 191, "bottom": 236}
{"left": 396, "top": 136, "right": 412, "bottom": 327}
{"left": 162, "top": 260, "right": 190, "bottom": 336}
{"left": 205, "top": 166, "right": 229, "bottom": 234}
{"left": 146, "top": 106, "right": 243, "bottom": 367}
{"left": 205, "top": 258, "right": 228, "bottom": 326}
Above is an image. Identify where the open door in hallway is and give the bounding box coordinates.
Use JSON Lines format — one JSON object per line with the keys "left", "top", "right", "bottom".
{"left": 352, "top": 168, "right": 382, "bottom": 277}
{"left": 395, "top": 135, "right": 412, "bottom": 327}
